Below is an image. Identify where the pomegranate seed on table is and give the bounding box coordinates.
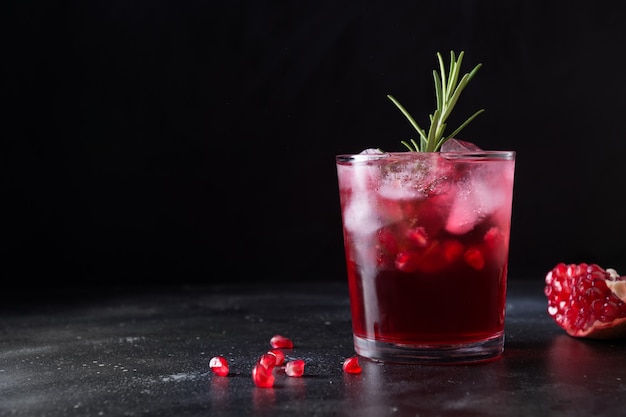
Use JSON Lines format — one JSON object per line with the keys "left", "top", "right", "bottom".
{"left": 209, "top": 356, "right": 229, "bottom": 377}
{"left": 268, "top": 348, "right": 285, "bottom": 366}
{"left": 252, "top": 363, "right": 275, "bottom": 388}
{"left": 212, "top": 335, "right": 309, "bottom": 387}
{"left": 342, "top": 355, "right": 362, "bottom": 374}
{"left": 270, "top": 334, "right": 294, "bottom": 349}
{"left": 258, "top": 353, "right": 277, "bottom": 370}
{"left": 285, "top": 359, "right": 305, "bottom": 377}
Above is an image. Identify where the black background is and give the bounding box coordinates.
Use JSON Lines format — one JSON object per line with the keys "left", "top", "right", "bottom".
{"left": 4, "top": 1, "right": 626, "bottom": 292}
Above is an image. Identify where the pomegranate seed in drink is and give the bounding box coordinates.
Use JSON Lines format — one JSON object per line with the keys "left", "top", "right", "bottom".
{"left": 442, "top": 239, "right": 464, "bottom": 262}
{"left": 209, "top": 356, "right": 229, "bottom": 377}
{"left": 395, "top": 251, "right": 420, "bottom": 272}
{"left": 270, "top": 334, "right": 294, "bottom": 349}
{"left": 342, "top": 356, "right": 362, "bottom": 374}
{"left": 464, "top": 248, "right": 485, "bottom": 270}
{"left": 407, "top": 226, "right": 429, "bottom": 247}
{"left": 285, "top": 359, "right": 305, "bottom": 377}
{"left": 252, "top": 363, "right": 275, "bottom": 388}
{"left": 268, "top": 349, "right": 285, "bottom": 366}
{"left": 484, "top": 226, "right": 504, "bottom": 249}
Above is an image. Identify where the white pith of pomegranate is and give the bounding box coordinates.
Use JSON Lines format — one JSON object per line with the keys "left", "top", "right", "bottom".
{"left": 544, "top": 263, "right": 626, "bottom": 339}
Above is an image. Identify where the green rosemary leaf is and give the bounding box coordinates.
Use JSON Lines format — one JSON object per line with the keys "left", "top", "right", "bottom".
{"left": 437, "top": 55, "right": 448, "bottom": 104}
{"left": 433, "top": 70, "right": 443, "bottom": 110}
{"left": 445, "top": 109, "right": 485, "bottom": 142}
{"left": 401, "top": 139, "right": 420, "bottom": 152}
{"left": 387, "top": 95, "right": 427, "bottom": 141}
{"left": 388, "top": 50, "right": 483, "bottom": 152}
{"left": 446, "top": 51, "right": 462, "bottom": 99}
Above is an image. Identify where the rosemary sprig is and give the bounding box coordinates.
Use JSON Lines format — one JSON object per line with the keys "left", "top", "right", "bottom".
{"left": 387, "top": 51, "right": 484, "bottom": 152}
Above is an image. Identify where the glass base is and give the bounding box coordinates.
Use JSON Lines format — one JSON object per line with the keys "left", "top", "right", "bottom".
{"left": 353, "top": 333, "right": 504, "bottom": 365}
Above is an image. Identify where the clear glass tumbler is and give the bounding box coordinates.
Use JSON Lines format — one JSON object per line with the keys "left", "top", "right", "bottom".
{"left": 336, "top": 150, "right": 516, "bottom": 364}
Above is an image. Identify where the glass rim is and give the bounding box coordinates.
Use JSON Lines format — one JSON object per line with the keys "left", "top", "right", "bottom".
{"left": 336, "top": 151, "right": 515, "bottom": 163}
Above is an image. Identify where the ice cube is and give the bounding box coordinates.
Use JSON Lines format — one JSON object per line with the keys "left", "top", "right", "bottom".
{"left": 445, "top": 179, "right": 486, "bottom": 234}
{"left": 342, "top": 195, "right": 382, "bottom": 236}
{"left": 359, "top": 148, "right": 385, "bottom": 154}
{"left": 440, "top": 138, "right": 482, "bottom": 152}
{"left": 377, "top": 154, "right": 446, "bottom": 201}
{"left": 377, "top": 169, "right": 429, "bottom": 201}
{"left": 337, "top": 150, "right": 389, "bottom": 235}
{"left": 445, "top": 168, "right": 509, "bottom": 235}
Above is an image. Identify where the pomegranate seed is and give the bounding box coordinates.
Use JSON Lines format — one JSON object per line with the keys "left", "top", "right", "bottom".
{"left": 442, "top": 239, "right": 464, "bottom": 262}
{"left": 209, "top": 356, "right": 229, "bottom": 377}
{"left": 395, "top": 251, "right": 421, "bottom": 272}
{"left": 484, "top": 226, "right": 504, "bottom": 249}
{"left": 285, "top": 359, "right": 305, "bottom": 377}
{"left": 407, "top": 227, "right": 429, "bottom": 247}
{"left": 464, "top": 248, "right": 485, "bottom": 270}
{"left": 258, "top": 353, "right": 277, "bottom": 370}
{"left": 268, "top": 349, "right": 285, "bottom": 366}
{"left": 270, "top": 334, "right": 293, "bottom": 349}
{"left": 252, "top": 363, "right": 275, "bottom": 388}
{"left": 342, "top": 356, "right": 362, "bottom": 374}
{"left": 591, "top": 298, "right": 604, "bottom": 316}
{"left": 601, "top": 302, "right": 619, "bottom": 322}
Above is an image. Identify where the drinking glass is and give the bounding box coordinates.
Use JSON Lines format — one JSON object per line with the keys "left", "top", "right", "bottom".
{"left": 336, "top": 150, "right": 515, "bottom": 364}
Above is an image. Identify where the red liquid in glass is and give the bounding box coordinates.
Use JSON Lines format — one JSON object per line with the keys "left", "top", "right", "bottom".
{"left": 337, "top": 153, "right": 514, "bottom": 347}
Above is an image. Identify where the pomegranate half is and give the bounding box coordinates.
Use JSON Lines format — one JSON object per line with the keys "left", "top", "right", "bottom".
{"left": 544, "top": 263, "right": 626, "bottom": 339}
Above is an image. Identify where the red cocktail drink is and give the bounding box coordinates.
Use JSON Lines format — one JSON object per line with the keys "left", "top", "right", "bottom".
{"left": 336, "top": 150, "right": 515, "bottom": 363}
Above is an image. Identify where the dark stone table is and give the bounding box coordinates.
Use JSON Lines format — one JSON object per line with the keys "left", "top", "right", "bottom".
{"left": 1, "top": 279, "right": 625, "bottom": 416}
